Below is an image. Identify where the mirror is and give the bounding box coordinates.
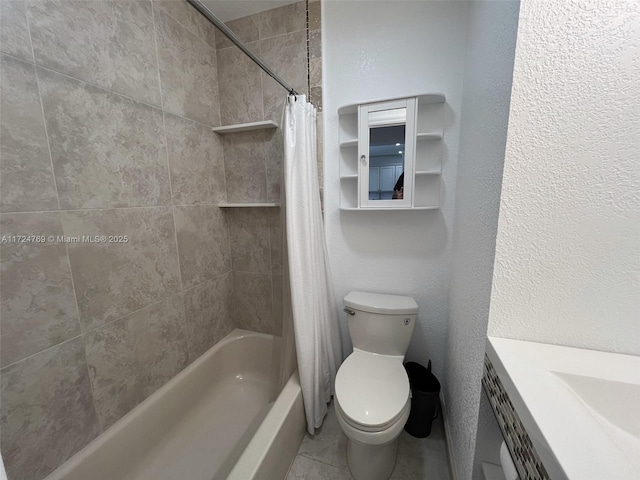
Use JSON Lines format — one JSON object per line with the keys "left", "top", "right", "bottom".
{"left": 369, "top": 125, "right": 405, "bottom": 200}
{"left": 358, "top": 98, "right": 416, "bottom": 208}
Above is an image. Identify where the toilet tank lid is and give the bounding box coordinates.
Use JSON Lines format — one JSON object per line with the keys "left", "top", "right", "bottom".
{"left": 344, "top": 291, "right": 418, "bottom": 315}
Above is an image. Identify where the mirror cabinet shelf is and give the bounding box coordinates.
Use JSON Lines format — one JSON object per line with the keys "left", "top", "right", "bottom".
{"left": 338, "top": 94, "right": 445, "bottom": 211}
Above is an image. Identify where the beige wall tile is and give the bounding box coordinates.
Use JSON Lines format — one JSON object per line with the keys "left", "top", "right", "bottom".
{"left": 271, "top": 274, "right": 283, "bottom": 336}
{"left": 227, "top": 208, "right": 271, "bottom": 274}
{"left": 182, "top": 272, "right": 233, "bottom": 362}
{"left": 83, "top": 294, "right": 188, "bottom": 429}
{"left": 223, "top": 130, "right": 268, "bottom": 203}
{"left": 83, "top": 317, "right": 138, "bottom": 430}
{"left": 154, "top": 0, "right": 216, "bottom": 48}
{"left": 217, "top": 43, "right": 264, "bottom": 125}
{"left": 0, "top": 337, "right": 100, "bottom": 480}
{"left": 38, "top": 68, "right": 171, "bottom": 210}
{"left": 61, "top": 207, "right": 181, "bottom": 331}
{"left": 309, "top": 57, "right": 322, "bottom": 88}
{"left": 310, "top": 86, "right": 323, "bottom": 111}
{"left": 129, "top": 295, "right": 189, "bottom": 398}
{"left": 309, "top": 29, "right": 322, "bottom": 60}
{"left": 155, "top": 8, "right": 221, "bottom": 126}
{"left": 27, "top": 0, "right": 161, "bottom": 106}
{"left": 268, "top": 208, "right": 283, "bottom": 275}
{"left": 0, "top": 213, "right": 80, "bottom": 367}
{"left": 258, "top": 1, "right": 306, "bottom": 39}
{"left": 264, "top": 130, "right": 283, "bottom": 203}
{"left": 232, "top": 271, "right": 275, "bottom": 334}
{"left": 0, "top": 55, "right": 58, "bottom": 213}
{"left": 174, "top": 205, "right": 231, "bottom": 289}
{"left": 164, "top": 112, "right": 226, "bottom": 206}
{"left": 308, "top": 0, "right": 321, "bottom": 31}
{"left": 0, "top": 1, "right": 32, "bottom": 61}
{"left": 216, "top": 14, "right": 259, "bottom": 50}
{"left": 260, "top": 30, "right": 308, "bottom": 121}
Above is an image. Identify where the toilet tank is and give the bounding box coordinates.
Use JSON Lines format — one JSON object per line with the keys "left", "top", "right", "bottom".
{"left": 343, "top": 291, "right": 418, "bottom": 356}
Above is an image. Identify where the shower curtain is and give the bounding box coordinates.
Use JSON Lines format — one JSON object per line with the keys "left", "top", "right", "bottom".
{"left": 283, "top": 95, "right": 342, "bottom": 434}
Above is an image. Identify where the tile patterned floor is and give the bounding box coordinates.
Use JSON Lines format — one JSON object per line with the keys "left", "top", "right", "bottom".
{"left": 286, "top": 403, "right": 451, "bottom": 480}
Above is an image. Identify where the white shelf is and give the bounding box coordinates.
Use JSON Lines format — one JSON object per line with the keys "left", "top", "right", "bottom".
{"left": 340, "top": 139, "right": 358, "bottom": 147}
{"left": 417, "top": 133, "right": 442, "bottom": 141}
{"left": 211, "top": 120, "right": 278, "bottom": 134}
{"left": 338, "top": 94, "right": 444, "bottom": 211}
{"left": 340, "top": 206, "right": 438, "bottom": 211}
{"left": 338, "top": 93, "right": 445, "bottom": 115}
{"left": 218, "top": 203, "right": 280, "bottom": 208}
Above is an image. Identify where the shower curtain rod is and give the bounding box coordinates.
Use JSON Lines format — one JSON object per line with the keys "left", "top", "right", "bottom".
{"left": 186, "top": 0, "right": 299, "bottom": 96}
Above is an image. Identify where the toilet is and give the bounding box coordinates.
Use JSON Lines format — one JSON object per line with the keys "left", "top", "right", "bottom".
{"left": 335, "top": 291, "right": 418, "bottom": 480}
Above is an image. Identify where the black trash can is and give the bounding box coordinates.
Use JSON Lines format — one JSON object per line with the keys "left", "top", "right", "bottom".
{"left": 404, "top": 360, "right": 441, "bottom": 438}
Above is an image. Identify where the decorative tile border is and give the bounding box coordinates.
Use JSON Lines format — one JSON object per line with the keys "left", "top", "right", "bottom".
{"left": 483, "top": 355, "right": 550, "bottom": 480}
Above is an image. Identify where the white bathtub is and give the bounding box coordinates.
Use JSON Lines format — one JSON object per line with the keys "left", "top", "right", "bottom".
{"left": 45, "top": 329, "right": 305, "bottom": 480}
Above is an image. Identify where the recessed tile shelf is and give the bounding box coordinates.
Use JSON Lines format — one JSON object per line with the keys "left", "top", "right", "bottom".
{"left": 211, "top": 120, "right": 278, "bottom": 134}
{"left": 218, "top": 203, "right": 280, "bottom": 208}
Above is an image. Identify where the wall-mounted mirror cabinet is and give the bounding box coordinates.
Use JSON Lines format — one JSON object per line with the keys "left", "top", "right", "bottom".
{"left": 338, "top": 94, "right": 445, "bottom": 211}
{"left": 359, "top": 99, "right": 416, "bottom": 208}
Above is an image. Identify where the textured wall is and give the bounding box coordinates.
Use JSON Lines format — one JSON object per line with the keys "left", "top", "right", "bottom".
{"left": 323, "top": 0, "right": 470, "bottom": 381}
{"left": 444, "top": 2, "right": 520, "bottom": 479}
{"left": 488, "top": 0, "right": 640, "bottom": 354}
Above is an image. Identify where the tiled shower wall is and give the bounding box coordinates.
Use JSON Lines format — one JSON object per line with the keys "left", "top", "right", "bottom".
{"left": 216, "top": 0, "right": 321, "bottom": 332}
{"left": 0, "top": 1, "right": 315, "bottom": 479}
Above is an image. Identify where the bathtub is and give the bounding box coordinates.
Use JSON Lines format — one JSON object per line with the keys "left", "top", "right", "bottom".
{"left": 45, "top": 329, "right": 305, "bottom": 480}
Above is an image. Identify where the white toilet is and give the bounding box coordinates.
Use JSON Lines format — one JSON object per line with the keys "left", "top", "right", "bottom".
{"left": 335, "top": 291, "right": 418, "bottom": 480}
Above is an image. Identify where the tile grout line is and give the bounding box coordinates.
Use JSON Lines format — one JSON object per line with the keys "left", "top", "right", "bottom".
{"left": 295, "top": 453, "right": 352, "bottom": 474}
{"left": 154, "top": 1, "right": 216, "bottom": 50}
{"left": 0, "top": 203, "right": 229, "bottom": 216}
{"left": 26, "top": 38, "right": 61, "bottom": 214}
{"left": 0, "top": 334, "right": 82, "bottom": 373}
{"left": 22, "top": 6, "right": 109, "bottom": 435}
{"left": 0, "top": 266, "right": 231, "bottom": 375}
{"left": 152, "top": 0, "right": 193, "bottom": 361}
{"left": 150, "top": 0, "right": 166, "bottom": 113}
{"left": 155, "top": 3, "right": 217, "bottom": 54}
{"left": 0, "top": 52, "right": 217, "bottom": 131}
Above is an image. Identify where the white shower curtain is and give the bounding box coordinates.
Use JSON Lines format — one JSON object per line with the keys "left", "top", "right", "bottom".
{"left": 283, "top": 95, "right": 342, "bottom": 434}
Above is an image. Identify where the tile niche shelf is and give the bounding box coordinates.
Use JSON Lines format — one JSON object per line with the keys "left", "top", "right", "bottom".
{"left": 213, "top": 120, "right": 280, "bottom": 208}
{"left": 217, "top": 203, "right": 280, "bottom": 208}
{"left": 338, "top": 93, "right": 445, "bottom": 211}
{"left": 211, "top": 120, "right": 278, "bottom": 134}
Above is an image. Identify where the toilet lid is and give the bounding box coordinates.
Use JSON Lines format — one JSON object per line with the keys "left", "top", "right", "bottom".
{"left": 335, "top": 351, "right": 410, "bottom": 429}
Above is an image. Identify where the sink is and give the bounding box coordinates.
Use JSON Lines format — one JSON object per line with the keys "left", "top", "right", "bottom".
{"left": 486, "top": 337, "right": 640, "bottom": 480}
{"left": 550, "top": 372, "right": 640, "bottom": 439}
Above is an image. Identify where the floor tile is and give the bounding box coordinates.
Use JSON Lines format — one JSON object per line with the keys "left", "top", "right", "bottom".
{"left": 297, "top": 403, "right": 348, "bottom": 469}
{"left": 291, "top": 402, "right": 451, "bottom": 480}
{"left": 286, "top": 455, "right": 352, "bottom": 480}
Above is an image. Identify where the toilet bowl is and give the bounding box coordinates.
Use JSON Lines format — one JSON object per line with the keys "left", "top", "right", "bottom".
{"left": 335, "top": 292, "right": 418, "bottom": 480}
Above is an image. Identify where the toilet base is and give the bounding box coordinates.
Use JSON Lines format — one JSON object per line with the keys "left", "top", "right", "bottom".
{"left": 346, "top": 436, "right": 399, "bottom": 480}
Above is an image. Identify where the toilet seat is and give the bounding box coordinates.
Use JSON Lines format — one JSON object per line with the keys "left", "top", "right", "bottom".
{"left": 335, "top": 350, "right": 410, "bottom": 431}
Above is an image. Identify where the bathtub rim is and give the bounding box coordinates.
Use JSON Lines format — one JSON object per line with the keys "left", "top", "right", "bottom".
{"left": 45, "top": 328, "right": 274, "bottom": 480}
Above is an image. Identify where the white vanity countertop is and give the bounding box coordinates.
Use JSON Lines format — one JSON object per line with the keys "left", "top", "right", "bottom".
{"left": 486, "top": 336, "right": 640, "bottom": 480}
